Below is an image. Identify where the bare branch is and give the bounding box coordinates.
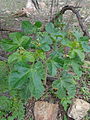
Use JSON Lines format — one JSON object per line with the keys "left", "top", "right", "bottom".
{"left": 51, "top": 5, "right": 90, "bottom": 37}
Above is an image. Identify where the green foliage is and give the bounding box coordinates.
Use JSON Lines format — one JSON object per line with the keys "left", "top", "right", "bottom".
{"left": 0, "top": 61, "right": 9, "bottom": 92}
{"left": 8, "top": 47, "right": 35, "bottom": 64}
{"left": 1, "top": 32, "right": 31, "bottom": 52}
{"left": 9, "top": 61, "right": 45, "bottom": 99}
{"left": 0, "top": 20, "right": 90, "bottom": 114}
{"left": 47, "top": 59, "right": 58, "bottom": 76}
{"left": 22, "top": 21, "right": 42, "bottom": 34}
{"left": 45, "top": 22, "right": 57, "bottom": 33}
{"left": 52, "top": 72, "right": 76, "bottom": 110}
{"left": 0, "top": 96, "right": 25, "bottom": 120}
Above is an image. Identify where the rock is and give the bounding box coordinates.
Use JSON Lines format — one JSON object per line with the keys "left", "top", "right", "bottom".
{"left": 26, "top": 0, "right": 36, "bottom": 10}
{"left": 39, "top": 2, "right": 47, "bottom": 9}
{"left": 67, "top": 99, "right": 90, "bottom": 120}
{"left": 34, "top": 101, "right": 59, "bottom": 120}
{"left": 5, "top": 10, "right": 11, "bottom": 14}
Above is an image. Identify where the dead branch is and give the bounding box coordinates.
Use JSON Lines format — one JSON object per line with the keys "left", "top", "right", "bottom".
{"left": 0, "top": 28, "right": 22, "bottom": 32}
{"left": 0, "top": 5, "right": 90, "bottom": 38}
{"left": 64, "top": 0, "right": 82, "bottom": 32}
{"left": 51, "top": 5, "right": 90, "bottom": 37}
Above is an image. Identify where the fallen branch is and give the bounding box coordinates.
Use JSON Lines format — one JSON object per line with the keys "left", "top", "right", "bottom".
{"left": 51, "top": 5, "right": 90, "bottom": 37}
{"left": 0, "top": 5, "right": 90, "bottom": 37}
{"left": 0, "top": 28, "right": 22, "bottom": 32}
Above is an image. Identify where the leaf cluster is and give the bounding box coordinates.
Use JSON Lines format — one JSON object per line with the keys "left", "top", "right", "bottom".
{"left": 0, "top": 20, "right": 90, "bottom": 115}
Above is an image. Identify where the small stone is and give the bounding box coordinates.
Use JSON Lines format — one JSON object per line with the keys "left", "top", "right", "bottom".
{"left": 15, "top": 18, "right": 19, "bottom": 21}
{"left": 34, "top": 101, "right": 59, "bottom": 120}
{"left": 5, "top": 10, "right": 11, "bottom": 14}
{"left": 39, "top": 2, "right": 47, "bottom": 9}
{"left": 67, "top": 99, "right": 90, "bottom": 120}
